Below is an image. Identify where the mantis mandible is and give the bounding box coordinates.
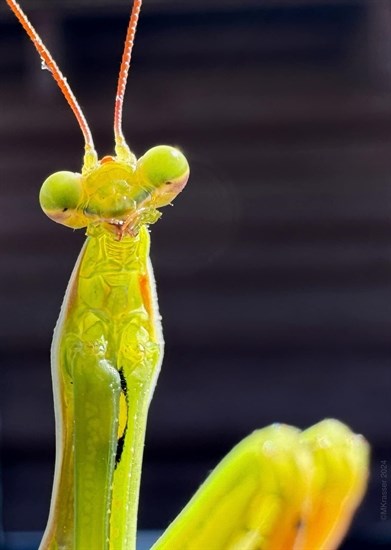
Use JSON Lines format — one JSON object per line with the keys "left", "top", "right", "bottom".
{"left": 6, "top": 1, "right": 369, "bottom": 549}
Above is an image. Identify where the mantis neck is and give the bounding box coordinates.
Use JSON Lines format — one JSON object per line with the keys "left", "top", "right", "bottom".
{"left": 40, "top": 225, "right": 163, "bottom": 550}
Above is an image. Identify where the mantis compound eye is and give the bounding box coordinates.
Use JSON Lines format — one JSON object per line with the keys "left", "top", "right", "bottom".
{"left": 137, "top": 145, "right": 190, "bottom": 207}
{"left": 39, "top": 171, "right": 88, "bottom": 229}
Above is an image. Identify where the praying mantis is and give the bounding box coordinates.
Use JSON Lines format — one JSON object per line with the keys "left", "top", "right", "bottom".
{"left": 6, "top": 1, "right": 369, "bottom": 549}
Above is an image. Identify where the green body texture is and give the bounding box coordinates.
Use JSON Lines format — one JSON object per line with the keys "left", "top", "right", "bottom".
{"left": 41, "top": 225, "right": 163, "bottom": 550}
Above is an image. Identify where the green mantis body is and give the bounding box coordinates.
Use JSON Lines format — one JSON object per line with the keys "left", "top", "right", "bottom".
{"left": 43, "top": 224, "right": 162, "bottom": 549}
{"left": 38, "top": 143, "right": 190, "bottom": 549}
{"left": 7, "top": 1, "right": 369, "bottom": 549}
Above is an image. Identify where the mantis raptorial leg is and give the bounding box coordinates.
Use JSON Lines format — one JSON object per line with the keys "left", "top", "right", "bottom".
{"left": 7, "top": 1, "right": 369, "bottom": 549}
{"left": 6, "top": 1, "right": 188, "bottom": 549}
{"left": 152, "top": 420, "right": 369, "bottom": 550}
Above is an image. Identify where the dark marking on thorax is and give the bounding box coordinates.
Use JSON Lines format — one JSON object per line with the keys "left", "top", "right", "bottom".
{"left": 115, "top": 367, "right": 128, "bottom": 467}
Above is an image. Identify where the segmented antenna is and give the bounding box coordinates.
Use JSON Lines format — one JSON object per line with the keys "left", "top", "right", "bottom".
{"left": 6, "top": 0, "right": 96, "bottom": 159}
{"left": 114, "top": 0, "right": 143, "bottom": 152}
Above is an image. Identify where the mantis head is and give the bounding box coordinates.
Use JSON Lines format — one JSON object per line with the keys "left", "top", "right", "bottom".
{"left": 8, "top": 0, "right": 189, "bottom": 238}
{"left": 39, "top": 145, "right": 190, "bottom": 237}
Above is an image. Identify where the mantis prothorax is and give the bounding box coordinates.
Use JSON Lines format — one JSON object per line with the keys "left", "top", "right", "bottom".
{"left": 6, "top": 1, "right": 369, "bottom": 549}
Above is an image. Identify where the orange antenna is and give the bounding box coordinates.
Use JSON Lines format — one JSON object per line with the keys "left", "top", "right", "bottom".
{"left": 114, "top": 0, "right": 143, "bottom": 151}
{"left": 6, "top": 0, "right": 96, "bottom": 158}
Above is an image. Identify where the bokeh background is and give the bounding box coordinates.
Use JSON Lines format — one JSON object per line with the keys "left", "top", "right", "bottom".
{"left": 1, "top": 0, "right": 391, "bottom": 547}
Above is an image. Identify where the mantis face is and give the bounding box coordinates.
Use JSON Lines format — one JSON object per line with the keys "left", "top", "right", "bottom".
{"left": 39, "top": 145, "right": 190, "bottom": 237}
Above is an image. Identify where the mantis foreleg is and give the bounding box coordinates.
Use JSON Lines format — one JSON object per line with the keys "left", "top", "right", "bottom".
{"left": 73, "top": 352, "right": 121, "bottom": 549}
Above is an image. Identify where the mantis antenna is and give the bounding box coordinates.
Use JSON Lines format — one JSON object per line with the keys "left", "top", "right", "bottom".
{"left": 5, "top": 0, "right": 96, "bottom": 164}
{"left": 114, "top": 0, "right": 143, "bottom": 158}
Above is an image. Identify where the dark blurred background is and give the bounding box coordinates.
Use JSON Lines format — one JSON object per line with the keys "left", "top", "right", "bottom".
{"left": 1, "top": 0, "right": 391, "bottom": 547}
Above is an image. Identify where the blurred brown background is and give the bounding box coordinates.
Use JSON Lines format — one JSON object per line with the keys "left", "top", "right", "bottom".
{"left": 1, "top": 0, "right": 391, "bottom": 546}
